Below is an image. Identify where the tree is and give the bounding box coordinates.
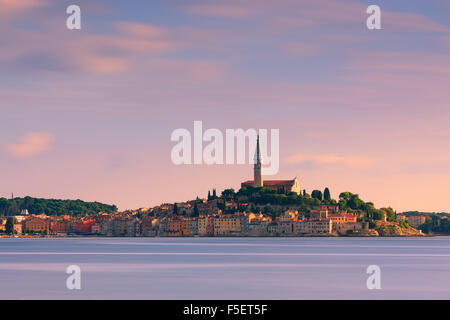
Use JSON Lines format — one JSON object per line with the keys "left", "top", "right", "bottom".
{"left": 380, "top": 207, "right": 396, "bottom": 222}
{"left": 311, "top": 190, "right": 323, "bottom": 201}
{"left": 0, "top": 197, "right": 116, "bottom": 217}
{"left": 5, "top": 218, "right": 14, "bottom": 235}
{"left": 212, "top": 189, "right": 217, "bottom": 199}
{"left": 173, "top": 203, "right": 178, "bottom": 215}
{"left": 221, "top": 189, "right": 235, "bottom": 200}
{"left": 208, "top": 191, "right": 211, "bottom": 201}
{"left": 192, "top": 203, "right": 199, "bottom": 217}
{"left": 339, "top": 192, "right": 364, "bottom": 211}
{"left": 263, "top": 206, "right": 274, "bottom": 215}
{"left": 339, "top": 192, "right": 353, "bottom": 201}
{"left": 324, "top": 188, "right": 331, "bottom": 201}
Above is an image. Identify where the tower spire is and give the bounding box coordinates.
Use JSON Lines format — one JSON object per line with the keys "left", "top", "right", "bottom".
{"left": 254, "top": 135, "right": 263, "bottom": 187}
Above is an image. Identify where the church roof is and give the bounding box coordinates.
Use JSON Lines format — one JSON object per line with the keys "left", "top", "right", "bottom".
{"left": 242, "top": 179, "right": 296, "bottom": 186}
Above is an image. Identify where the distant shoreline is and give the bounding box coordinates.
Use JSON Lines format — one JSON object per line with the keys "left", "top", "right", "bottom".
{"left": 0, "top": 234, "right": 441, "bottom": 239}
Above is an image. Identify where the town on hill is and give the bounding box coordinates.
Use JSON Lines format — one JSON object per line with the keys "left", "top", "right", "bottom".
{"left": 1, "top": 137, "right": 441, "bottom": 238}
{"left": 0, "top": 187, "right": 430, "bottom": 237}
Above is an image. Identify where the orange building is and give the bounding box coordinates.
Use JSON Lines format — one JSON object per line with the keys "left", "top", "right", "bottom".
{"left": 168, "top": 218, "right": 190, "bottom": 236}
{"left": 328, "top": 213, "right": 357, "bottom": 224}
{"left": 24, "top": 218, "right": 49, "bottom": 233}
{"left": 50, "top": 219, "right": 69, "bottom": 234}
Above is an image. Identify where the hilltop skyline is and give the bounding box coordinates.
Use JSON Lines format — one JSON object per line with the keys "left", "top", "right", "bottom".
{"left": 1, "top": 0, "right": 450, "bottom": 212}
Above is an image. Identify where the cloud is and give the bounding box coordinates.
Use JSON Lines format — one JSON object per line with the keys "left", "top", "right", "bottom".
{"left": 146, "top": 59, "right": 227, "bottom": 82}
{"left": 76, "top": 56, "right": 131, "bottom": 74}
{"left": 186, "top": 0, "right": 449, "bottom": 33}
{"left": 116, "top": 22, "right": 168, "bottom": 38}
{"left": 284, "top": 43, "right": 319, "bottom": 56}
{"left": 187, "top": 4, "right": 253, "bottom": 18}
{"left": 286, "top": 153, "right": 375, "bottom": 168}
{"left": 5, "top": 132, "right": 54, "bottom": 158}
{"left": 0, "top": 0, "right": 44, "bottom": 14}
{"left": 0, "top": 19, "right": 179, "bottom": 74}
{"left": 383, "top": 11, "right": 450, "bottom": 32}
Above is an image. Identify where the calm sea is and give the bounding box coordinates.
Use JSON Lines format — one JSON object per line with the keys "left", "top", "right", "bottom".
{"left": 0, "top": 237, "right": 449, "bottom": 299}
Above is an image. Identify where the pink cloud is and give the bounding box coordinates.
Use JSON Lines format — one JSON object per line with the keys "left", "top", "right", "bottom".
{"left": 0, "top": 19, "right": 180, "bottom": 74}
{"left": 146, "top": 59, "right": 227, "bottom": 82}
{"left": 187, "top": 0, "right": 449, "bottom": 34}
{"left": 116, "top": 22, "right": 168, "bottom": 39}
{"left": 6, "top": 132, "right": 54, "bottom": 158}
{"left": 0, "top": 0, "right": 44, "bottom": 14}
{"left": 78, "top": 56, "right": 130, "bottom": 74}
{"left": 383, "top": 11, "right": 450, "bottom": 32}
{"left": 187, "top": 4, "right": 253, "bottom": 18}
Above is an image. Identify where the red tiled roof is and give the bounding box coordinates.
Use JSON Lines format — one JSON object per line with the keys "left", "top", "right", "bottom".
{"left": 242, "top": 180, "right": 295, "bottom": 185}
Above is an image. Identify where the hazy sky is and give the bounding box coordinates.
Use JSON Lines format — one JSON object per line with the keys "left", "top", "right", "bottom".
{"left": 1, "top": 0, "right": 450, "bottom": 212}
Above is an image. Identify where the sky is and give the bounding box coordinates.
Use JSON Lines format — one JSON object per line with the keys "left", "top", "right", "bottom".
{"left": 1, "top": 0, "right": 450, "bottom": 212}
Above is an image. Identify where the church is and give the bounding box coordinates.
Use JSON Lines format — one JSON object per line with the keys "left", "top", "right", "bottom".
{"left": 241, "top": 135, "right": 301, "bottom": 195}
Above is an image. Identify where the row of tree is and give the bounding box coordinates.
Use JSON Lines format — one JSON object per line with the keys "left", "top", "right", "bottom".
{"left": 219, "top": 186, "right": 396, "bottom": 223}
{"left": 0, "top": 196, "right": 117, "bottom": 217}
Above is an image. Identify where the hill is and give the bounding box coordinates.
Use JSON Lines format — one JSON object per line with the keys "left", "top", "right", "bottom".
{"left": 402, "top": 211, "right": 450, "bottom": 217}
{"left": 0, "top": 196, "right": 117, "bottom": 217}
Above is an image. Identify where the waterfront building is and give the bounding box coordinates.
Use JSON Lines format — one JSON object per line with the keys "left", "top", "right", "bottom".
{"left": 310, "top": 208, "right": 329, "bottom": 220}
{"left": 50, "top": 219, "right": 69, "bottom": 234}
{"left": 335, "top": 222, "right": 362, "bottom": 235}
{"left": 295, "top": 220, "right": 332, "bottom": 234}
{"left": 0, "top": 217, "right": 6, "bottom": 232}
{"left": 24, "top": 218, "right": 49, "bottom": 234}
{"left": 198, "top": 215, "right": 214, "bottom": 236}
{"left": 188, "top": 218, "right": 198, "bottom": 236}
{"left": 407, "top": 215, "right": 427, "bottom": 228}
{"left": 214, "top": 215, "right": 241, "bottom": 236}
{"left": 328, "top": 212, "right": 357, "bottom": 224}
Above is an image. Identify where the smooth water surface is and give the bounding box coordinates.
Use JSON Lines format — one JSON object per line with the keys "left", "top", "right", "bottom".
{"left": 1, "top": 237, "right": 449, "bottom": 299}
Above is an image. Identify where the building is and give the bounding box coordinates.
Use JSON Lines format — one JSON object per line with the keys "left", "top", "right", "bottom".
{"left": 214, "top": 215, "right": 241, "bottom": 236}
{"left": 91, "top": 223, "right": 100, "bottom": 234}
{"left": 188, "top": 218, "right": 198, "bottom": 236}
{"left": 407, "top": 215, "right": 426, "bottom": 228}
{"left": 241, "top": 135, "right": 301, "bottom": 194}
{"left": 268, "top": 220, "right": 293, "bottom": 235}
{"left": 50, "top": 219, "right": 69, "bottom": 234}
{"left": 126, "top": 219, "right": 141, "bottom": 237}
{"left": 141, "top": 217, "right": 156, "bottom": 237}
{"left": 248, "top": 219, "right": 269, "bottom": 236}
{"left": 241, "top": 179, "right": 301, "bottom": 195}
{"left": 167, "top": 218, "right": 182, "bottom": 236}
{"left": 328, "top": 212, "right": 357, "bottom": 224}
{"left": 310, "top": 208, "right": 329, "bottom": 220}
{"left": 111, "top": 219, "right": 129, "bottom": 236}
{"left": 236, "top": 213, "right": 250, "bottom": 235}
{"left": 294, "top": 220, "right": 333, "bottom": 234}
{"left": 24, "top": 218, "right": 49, "bottom": 233}
{"left": 0, "top": 217, "right": 6, "bottom": 232}
{"left": 13, "top": 222, "right": 22, "bottom": 235}
{"left": 198, "top": 216, "right": 214, "bottom": 236}
{"left": 335, "top": 222, "right": 362, "bottom": 235}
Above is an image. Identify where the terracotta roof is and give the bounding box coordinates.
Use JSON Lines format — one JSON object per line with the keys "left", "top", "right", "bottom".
{"left": 242, "top": 180, "right": 295, "bottom": 185}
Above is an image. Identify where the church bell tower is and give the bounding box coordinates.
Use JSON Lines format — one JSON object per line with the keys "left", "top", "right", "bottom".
{"left": 254, "top": 135, "right": 263, "bottom": 187}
